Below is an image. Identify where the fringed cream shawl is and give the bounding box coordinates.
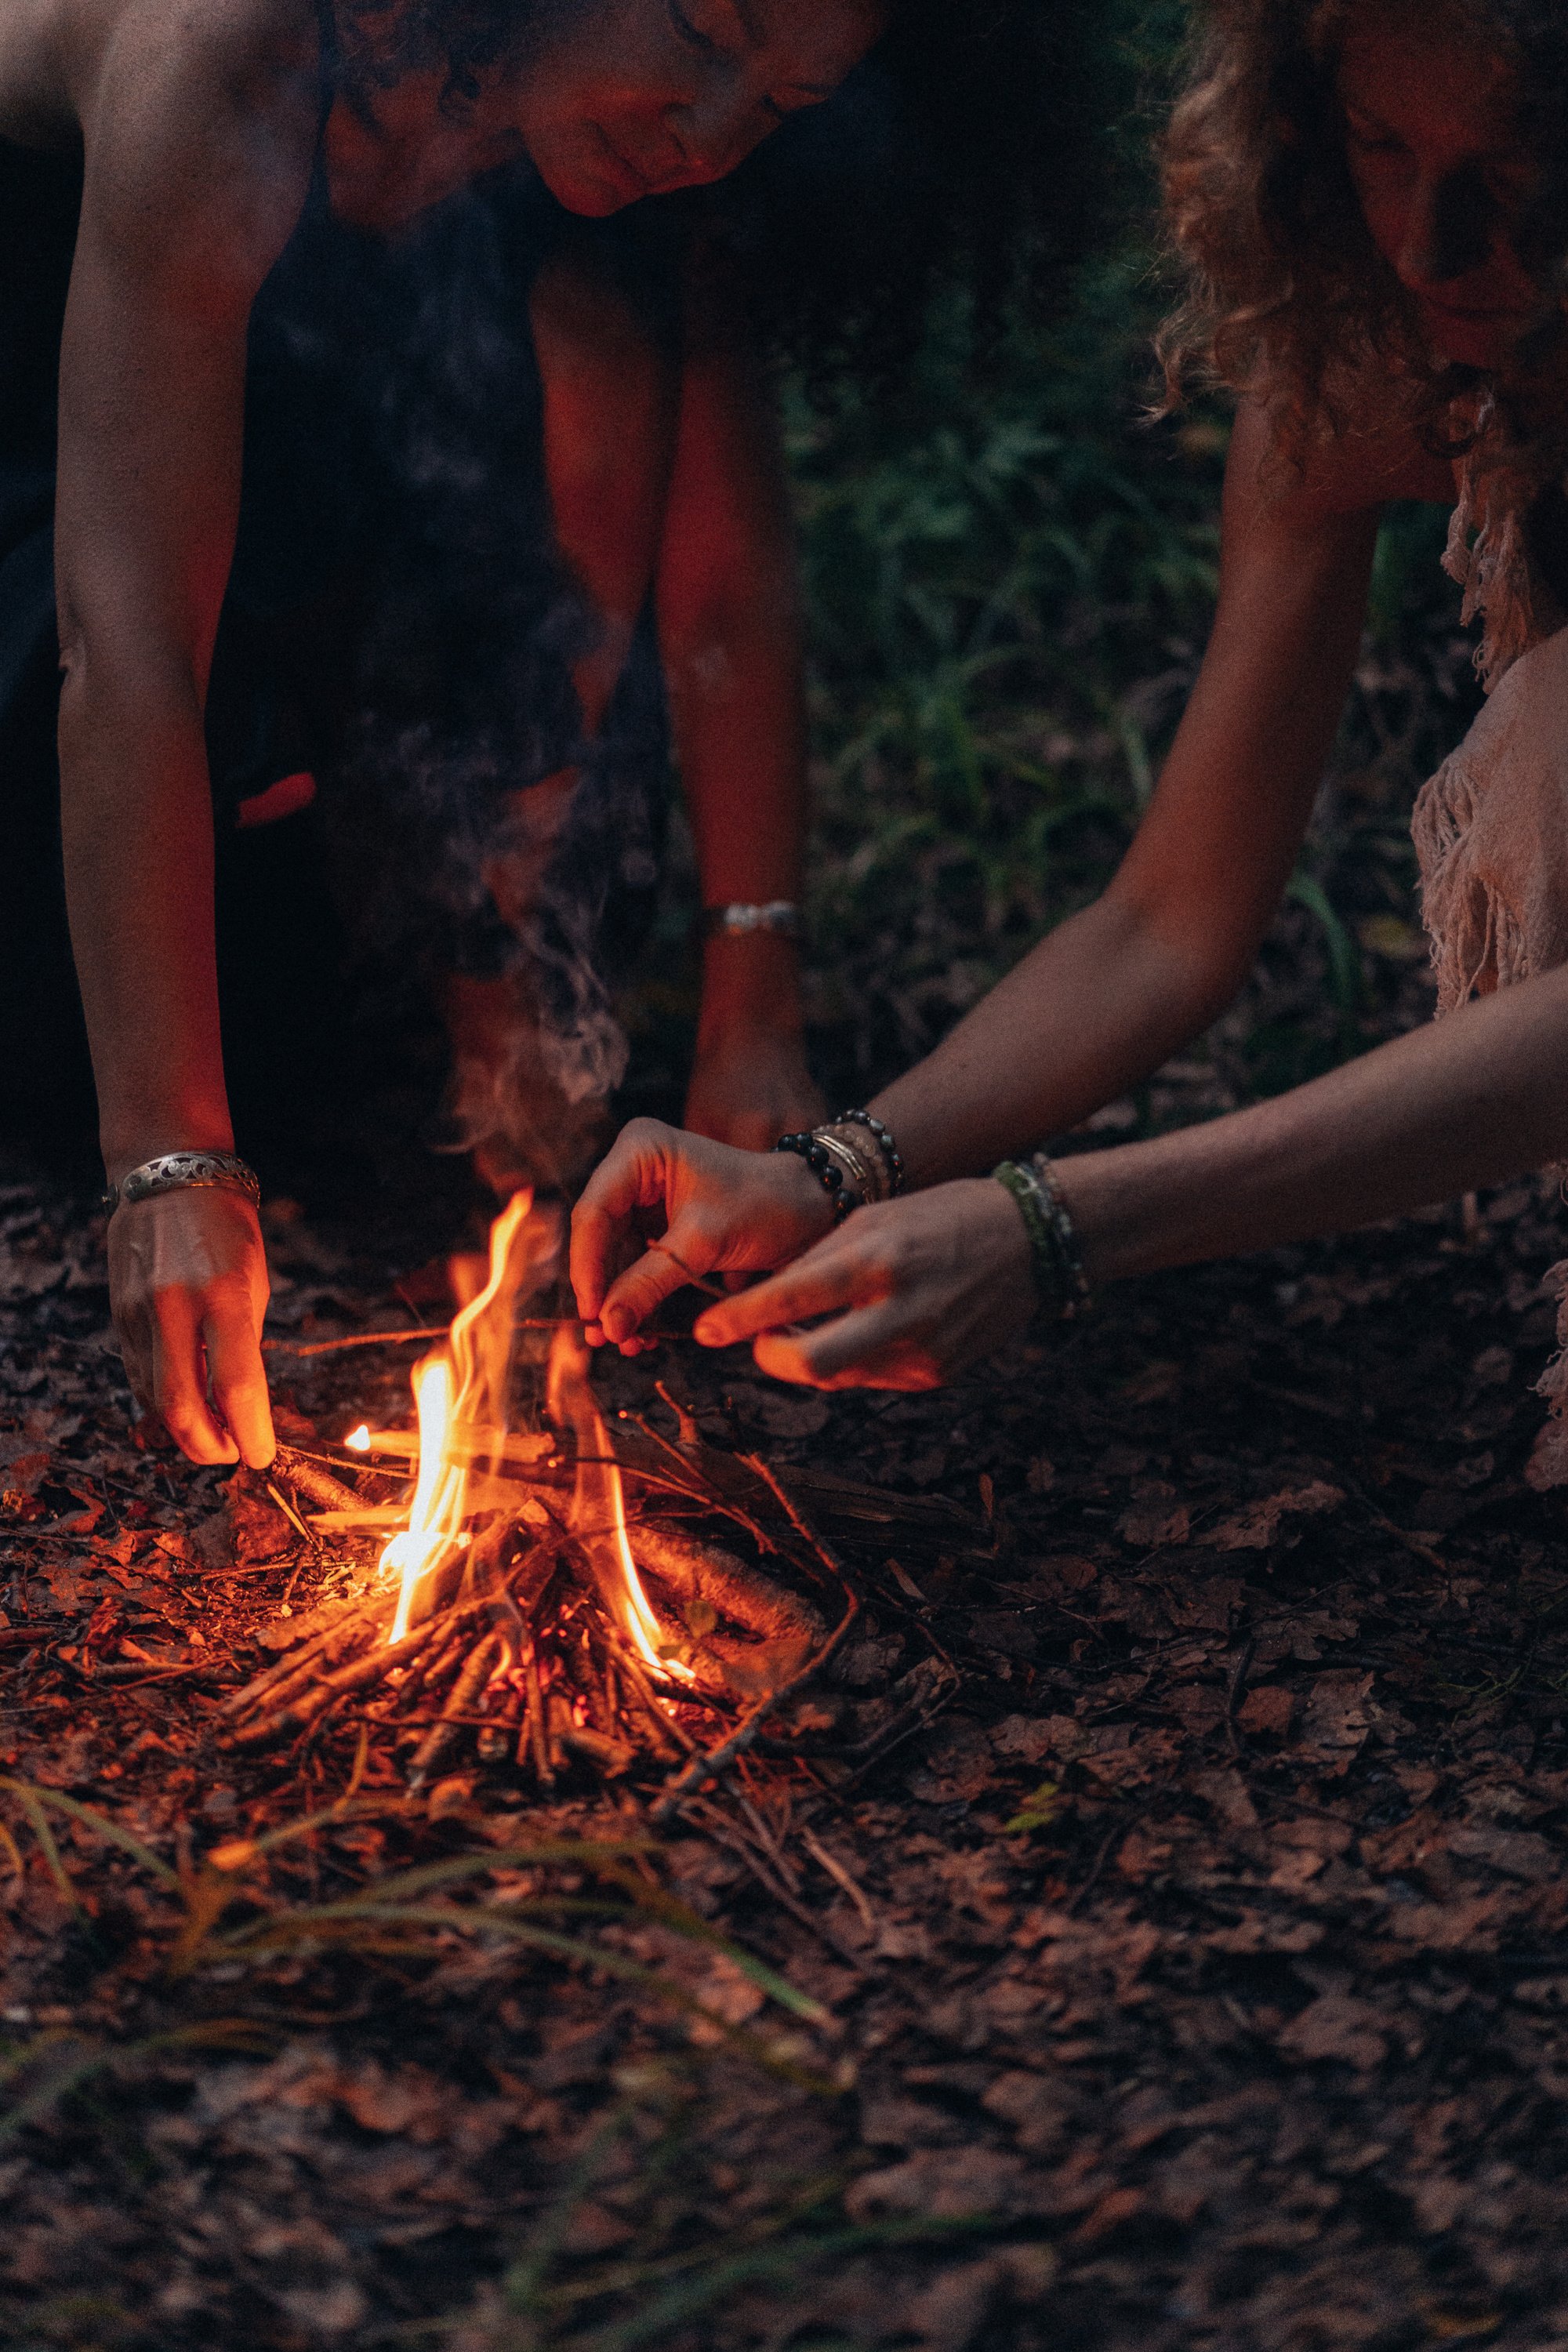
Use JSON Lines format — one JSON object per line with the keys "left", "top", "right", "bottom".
{"left": 1413, "top": 428, "right": 1568, "bottom": 1488}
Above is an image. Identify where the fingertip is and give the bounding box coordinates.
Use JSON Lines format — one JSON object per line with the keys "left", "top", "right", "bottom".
{"left": 601, "top": 1295, "right": 648, "bottom": 1346}
{"left": 180, "top": 1427, "right": 240, "bottom": 1468}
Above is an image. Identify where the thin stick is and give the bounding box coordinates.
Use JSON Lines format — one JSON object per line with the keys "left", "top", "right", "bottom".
{"left": 265, "top": 1320, "right": 575, "bottom": 1358}
{"left": 652, "top": 1591, "right": 858, "bottom": 1823}
{"left": 624, "top": 1420, "right": 781, "bottom": 1560}
{"left": 523, "top": 1641, "right": 553, "bottom": 1790}
{"left": 264, "top": 1480, "right": 317, "bottom": 1552}
{"left": 271, "top": 1446, "right": 368, "bottom": 1515}
{"left": 227, "top": 1599, "right": 484, "bottom": 1748}
{"left": 642, "top": 1243, "right": 728, "bottom": 1301}
{"left": 409, "top": 1631, "right": 504, "bottom": 1788}
{"left": 741, "top": 1454, "right": 858, "bottom": 1606}
{"left": 652, "top": 1459, "right": 860, "bottom": 1822}
{"left": 604, "top": 1640, "right": 691, "bottom": 1760}
{"left": 652, "top": 1381, "right": 704, "bottom": 1450}
{"left": 220, "top": 1599, "right": 388, "bottom": 1718}
{"left": 682, "top": 1797, "right": 868, "bottom": 1974}
{"left": 800, "top": 1828, "right": 877, "bottom": 1935}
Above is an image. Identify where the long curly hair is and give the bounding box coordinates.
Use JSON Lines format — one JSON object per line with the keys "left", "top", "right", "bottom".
{"left": 1157, "top": 0, "right": 1568, "bottom": 458}
{"left": 336, "top": 0, "right": 1123, "bottom": 370}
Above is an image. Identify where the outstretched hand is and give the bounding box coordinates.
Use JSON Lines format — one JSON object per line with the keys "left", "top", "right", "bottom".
{"left": 571, "top": 1117, "right": 836, "bottom": 1349}
{"left": 108, "top": 1189, "right": 275, "bottom": 1466}
{"left": 688, "top": 1178, "right": 1036, "bottom": 1390}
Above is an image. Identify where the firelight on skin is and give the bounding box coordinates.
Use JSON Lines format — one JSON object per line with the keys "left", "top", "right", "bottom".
{"left": 327, "top": 0, "right": 888, "bottom": 227}
{"left": 570, "top": 1, "right": 1568, "bottom": 1406}
{"left": 2, "top": 0, "right": 896, "bottom": 1479}
{"left": 1337, "top": 24, "right": 1544, "bottom": 372}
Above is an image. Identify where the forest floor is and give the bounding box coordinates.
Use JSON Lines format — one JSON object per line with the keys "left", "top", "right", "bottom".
{"left": 2, "top": 1094, "right": 1566, "bottom": 2352}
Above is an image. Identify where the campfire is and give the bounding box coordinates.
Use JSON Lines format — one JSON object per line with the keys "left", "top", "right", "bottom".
{"left": 223, "top": 1193, "right": 859, "bottom": 1809}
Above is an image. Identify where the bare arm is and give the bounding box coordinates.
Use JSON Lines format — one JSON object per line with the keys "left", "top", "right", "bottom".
{"left": 572, "top": 392, "right": 1454, "bottom": 1346}
{"left": 868, "top": 397, "right": 1404, "bottom": 1182}
{"left": 1065, "top": 960, "right": 1568, "bottom": 1278}
{"left": 655, "top": 263, "right": 822, "bottom": 1148}
{"left": 56, "top": 2, "right": 318, "bottom": 1461}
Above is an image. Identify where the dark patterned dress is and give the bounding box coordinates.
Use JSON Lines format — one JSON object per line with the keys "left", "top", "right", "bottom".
{"left": 0, "top": 123, "right": 676, "bottom": 1129}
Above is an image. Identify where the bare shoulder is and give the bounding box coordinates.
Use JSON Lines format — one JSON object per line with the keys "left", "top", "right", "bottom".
{"left": 74, "top": 0, "right": 321, "bottom": 286}
{"left": 1227, "top": 378, "right": 1456, "bottom": 539}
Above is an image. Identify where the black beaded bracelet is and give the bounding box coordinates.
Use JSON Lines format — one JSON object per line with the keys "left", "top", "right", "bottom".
{"left": 774, "top": 1131, "right": 857, "bottom": 1222}
{"left": 837, "top": 1108, "right": 905, "bottom": 1198}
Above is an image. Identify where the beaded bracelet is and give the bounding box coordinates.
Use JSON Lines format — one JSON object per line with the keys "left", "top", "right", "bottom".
{"left": 993, "top": 1156, "right": 1093, "bottom": 1321}
{"left": 836, "top": 1109, "right": 905, "bottom": 1200}
{"left": 1029, "top": 1152, "right": 1092, "bottom": 1317}
{"left": 775, "top": 1131, "right": 858, "bottom": 1222}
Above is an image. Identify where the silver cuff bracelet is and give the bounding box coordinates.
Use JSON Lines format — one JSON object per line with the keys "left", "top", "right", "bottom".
{"left": 702, "top": 900, "right": 802, "bottom": 938}
{"left": 102, "top": 1151, "right": 261, "bottom": 1218}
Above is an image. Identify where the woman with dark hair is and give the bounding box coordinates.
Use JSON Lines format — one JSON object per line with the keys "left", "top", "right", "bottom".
{"left": 574, "top": 0, "right": 1568, "bottom": 1487}
{"left": 0, "top": 0, "right": 1102, "bottom": 1468}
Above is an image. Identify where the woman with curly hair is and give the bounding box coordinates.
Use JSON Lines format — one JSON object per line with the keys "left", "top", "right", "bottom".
{"left": 0, "top": 0, "right": 1102, "bottom": 1467}
{"left": 574, "top": 0, "right": 1568, "bottom": 1485}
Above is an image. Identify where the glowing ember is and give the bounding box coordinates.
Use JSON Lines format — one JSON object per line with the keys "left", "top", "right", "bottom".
{"left": 344, "top": 1425, "right": 372, "bottom": 1453}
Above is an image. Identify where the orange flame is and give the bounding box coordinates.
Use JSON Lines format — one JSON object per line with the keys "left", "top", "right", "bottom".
{"left": 546, "top": 1323, "right": 692, "bottom": 1683}
{"left": 372, "top": 1191, "right": 684, "bottom": 1680}
{"left": 378, "top": 1189, "right": 538, "bottom": 1642}
{"left": 383, "top": 1357, "right": 465, "bottom": 1643}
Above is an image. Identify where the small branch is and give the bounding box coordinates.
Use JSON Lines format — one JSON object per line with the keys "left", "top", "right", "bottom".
{"left": 265, "top": 1321, "right": 571, "bottom": 1358}
{"left": 652, "top": 1588, "right": 859, "bottom": 1823}
{"left": 681, "top": 1796, "right": 869, "bottom": 1974}
{"left": 408, "top": 1632, "right": 505, "bottom": 1789}
{"left": 625, "top": 1421, "right": 781, "bottom": 1560}
{"left": 740, "top": 1454, "right": 860, "bottom": 1611}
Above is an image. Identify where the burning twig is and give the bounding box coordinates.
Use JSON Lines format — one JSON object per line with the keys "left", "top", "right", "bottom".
{"left": 223, "top": 1597, "right": 487, "bottom": 1751}
{"left": 347, "top": 1426, "right": 554, "bottom": 1472}
{"left": 409, "top": 1630, "right": 506, "bottom": 1789}
{"left": 628, "top": 1523, "right": 824, "bottom": 1699}
{"left": 650, "top": 1592, "right": 860, "bottom": 1822}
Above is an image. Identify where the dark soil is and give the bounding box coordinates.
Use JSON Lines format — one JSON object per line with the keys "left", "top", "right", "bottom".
{"left": 2, "top": 1129, "right": 1566, "bottom": 2352}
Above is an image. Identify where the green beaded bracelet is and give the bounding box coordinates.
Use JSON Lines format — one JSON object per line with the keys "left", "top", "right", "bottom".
{"left": 993, "top": 1158, "right": 1093, "bottom": 1322}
